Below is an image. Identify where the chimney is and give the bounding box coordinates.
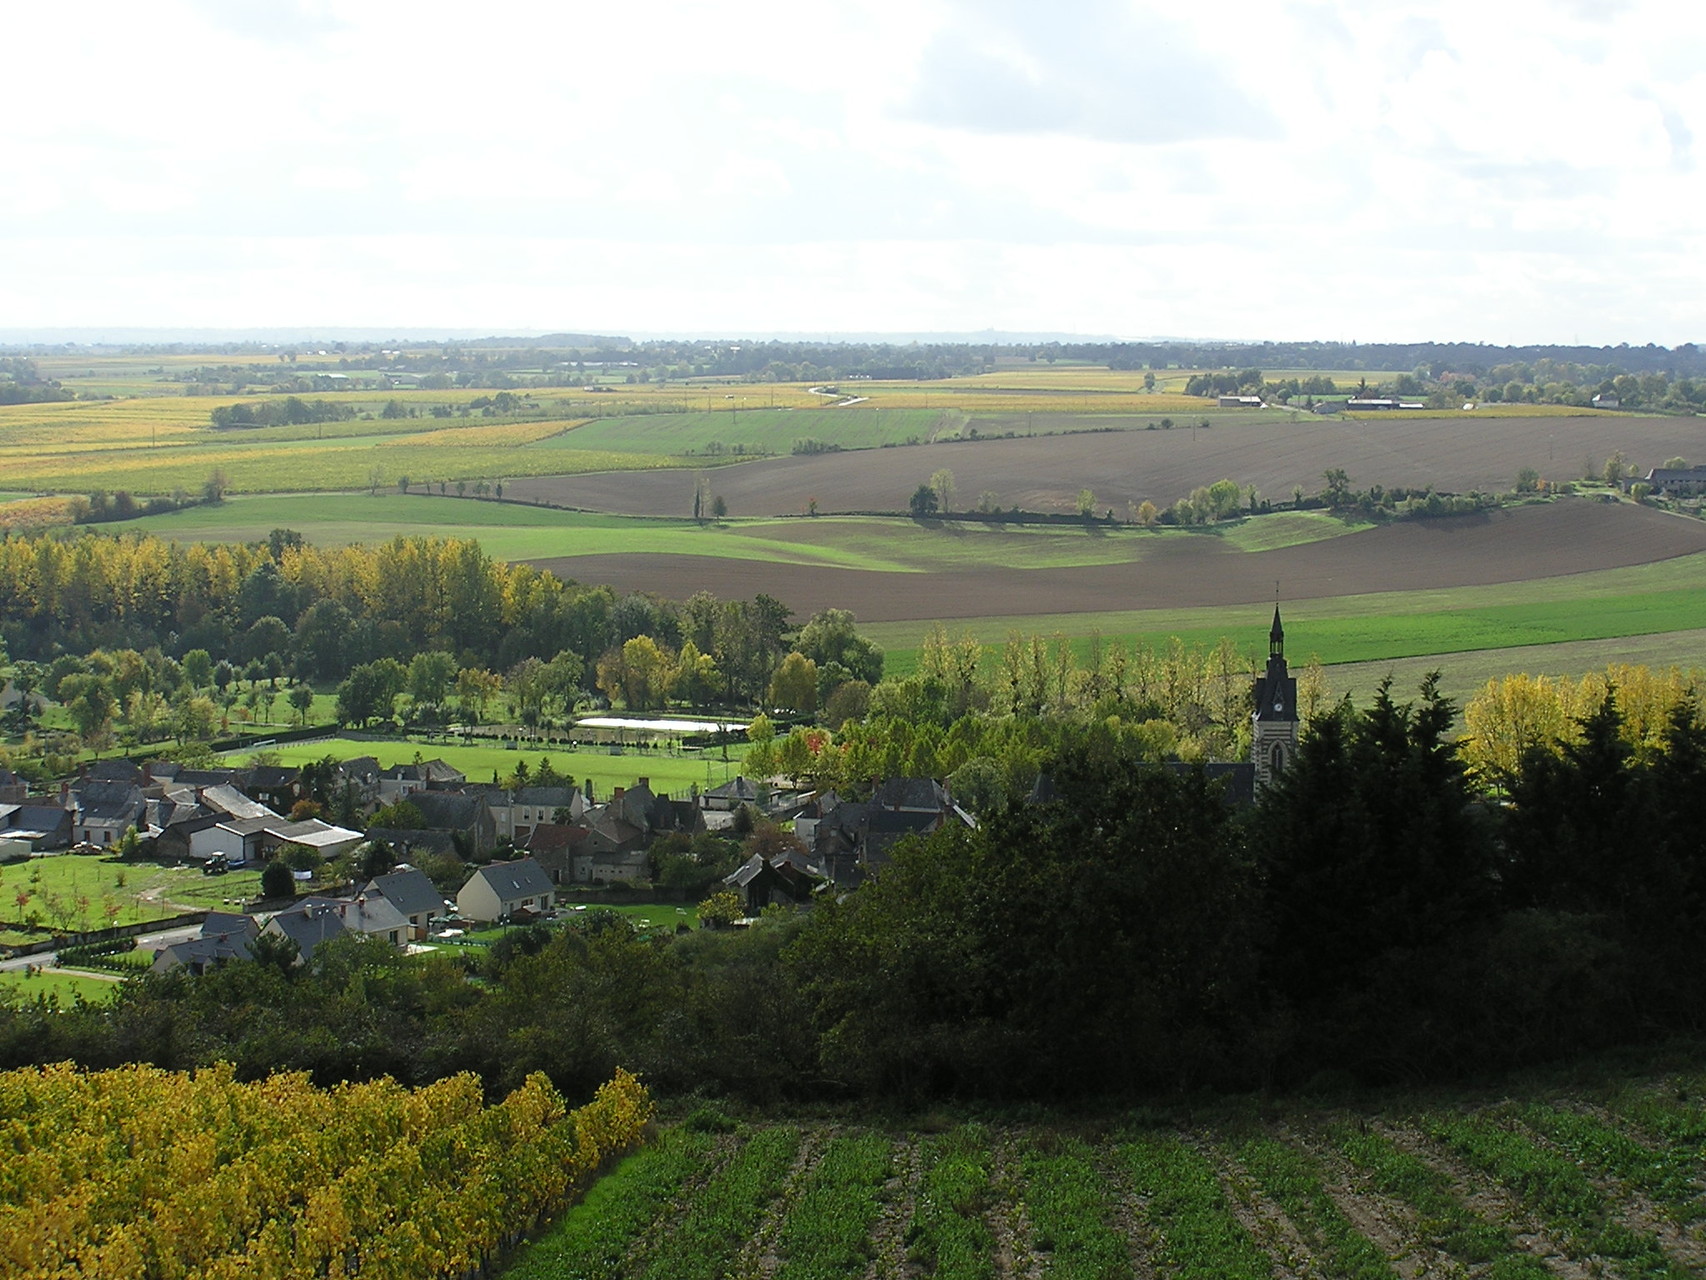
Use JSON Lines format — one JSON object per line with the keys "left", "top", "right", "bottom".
{"left": 638, "top": 777, "right": 649, "bottom": 790}
{"left": 612, "top": 786, "right": 626, "bottom": 802}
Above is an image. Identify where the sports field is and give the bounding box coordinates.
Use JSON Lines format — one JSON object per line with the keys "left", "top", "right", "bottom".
{"left": 221, "top": 736, "right": 750, "bottom": 799}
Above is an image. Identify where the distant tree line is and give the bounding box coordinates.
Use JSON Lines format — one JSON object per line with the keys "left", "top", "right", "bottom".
{"left": 0, "top": 358, "right": 73, "bottom": 405}
{"left": 0, "top": 527, "right": 883, "bottom": 772}
{"left": 210, "top": 397, "right": 357, "bottom": 428}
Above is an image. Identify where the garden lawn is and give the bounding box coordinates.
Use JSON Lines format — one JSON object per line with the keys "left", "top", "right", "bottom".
{"left": 0, "top": 968, "right": 121, "bottom": 1005}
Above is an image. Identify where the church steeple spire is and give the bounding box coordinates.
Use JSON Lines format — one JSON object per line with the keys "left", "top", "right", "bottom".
{"left": 1253, "top": 605, "right": 1299, "bottom": 789}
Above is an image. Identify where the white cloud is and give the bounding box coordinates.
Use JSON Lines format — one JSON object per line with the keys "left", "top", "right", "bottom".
{"left": 3, "top": 0, "right": 1705, "bottom": 343}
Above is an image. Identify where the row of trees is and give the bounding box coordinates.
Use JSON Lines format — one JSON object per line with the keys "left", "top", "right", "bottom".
{"left": 1176, "top": 361, "right": 1706, "bottom": 413}
{"left": 0, "top": 530, "right": 861, "bottom": 711}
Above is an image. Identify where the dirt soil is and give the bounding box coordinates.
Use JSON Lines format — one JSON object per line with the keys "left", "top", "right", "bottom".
{"left": 505, "top": 414, "right": 1706, "bottom": 518}
{"left": 527, "top": 499, "right": 1706, "bottom": 624}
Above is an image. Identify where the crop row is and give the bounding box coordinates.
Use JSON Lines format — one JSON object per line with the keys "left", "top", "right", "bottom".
{"left": 509, "top": 1083, "right": 1706, "bottom": 1279}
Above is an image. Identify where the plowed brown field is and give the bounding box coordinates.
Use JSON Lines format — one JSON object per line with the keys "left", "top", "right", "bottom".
{"left": 530, "top": 499, "right": 1706, "bottom": 624}
{"left": 504, "top": 413, "right": 1705, "bottom": 517}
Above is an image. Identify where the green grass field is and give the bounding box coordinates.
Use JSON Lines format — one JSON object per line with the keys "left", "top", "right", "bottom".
{"left": 1, "top": 854, "right": 265, "bottom": 927}
{"left": 222, "top": 734, "right": 749, "bottom": 798}
{"left": 132, "top": 496, "right": 1355, "bottom": 573}
{"left": 0, "top": 967, "right": 121, "bottom": 1005}
{"left": 130, "top": 495, "right": 891, "bottom": 568}
{"left": 870, "top": 551, "right": 1706, "bottom": 664}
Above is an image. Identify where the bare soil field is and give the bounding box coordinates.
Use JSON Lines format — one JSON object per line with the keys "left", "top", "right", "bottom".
{"left": 503, "top": 413, "right": 1705, "bottom": 517}
{"left": 530, "top": 498, "right": 1706, "bottom": 623}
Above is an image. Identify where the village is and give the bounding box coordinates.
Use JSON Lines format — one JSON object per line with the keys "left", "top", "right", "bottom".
{"left": 0, "top": 749, "right": 979, "bottom": 975}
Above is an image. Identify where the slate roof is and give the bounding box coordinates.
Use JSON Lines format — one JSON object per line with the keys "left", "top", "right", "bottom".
{"left": 704, "top": 775, "right": 762, "bottom": 803}
{"left": 525, "top": 822, "right": 587, "bottom": 854}
{"left": 363, "top": 868, "right": 443, "bottom": 920}
{"left": 85, "top": 759, "right": 145, "bottom": 785}
{"left": 145, "top": 796, "right": 206, "bottom": 833}
{"left": 512, "top": 785, "right": 579, "bottom": 809}
{"left": 167, "top": 768, "right": 245, "bottom": 789}
{"left": 246, "top": 765, "right": 303, "bottom": 792}
{"left": 3, "top": 804, "right": 73, "bottom": 839}
{"left": 339, "top": 756, "right": 382, "bottom": 784}
{"left": 871, "top": 777, "right": 951, "bottom": 811}
{"left": 152, "top": 912, "right": 261, "bottom": 973}
{"left": 380, "top": 759, "right": 465, "bottom": 785}
{"left": 73, "top": 780, "right": 144, "bottom": 821}
{"left": 200, "top": 783, "right": 276, "bottom": 821}
{"left": 587, "top": 807, "right": 647, "bottom": 849}
{"left": 466, "top": 857, "right": 554, "bottom": 902}
{"left": 274, "top": 893, "right": 408, "bottom": 944}
{"left": 265, "top": 899, "right": 351, "bottom": 961}
{"left": 410, "top": 791, "right": 490, "bottom": 831}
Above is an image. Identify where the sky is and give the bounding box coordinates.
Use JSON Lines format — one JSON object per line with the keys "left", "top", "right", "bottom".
{"left": 4, "top": 0, "right": 1704, "bottom": 345}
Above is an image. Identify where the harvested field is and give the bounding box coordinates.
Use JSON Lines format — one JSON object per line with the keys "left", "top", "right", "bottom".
{"left": 504, "top": 1068, "right": 1706, "bottom": 1280}
{"left": 530, "top": 499, "right": 1706, "bottom": 624}
{"left": 502, "top": 413, "right": 1706, "bottom": 517}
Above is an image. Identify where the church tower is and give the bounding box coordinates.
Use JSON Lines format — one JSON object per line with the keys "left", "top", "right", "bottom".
{"left": 1252, "top": 605, "right": 1299, "bottom": 789}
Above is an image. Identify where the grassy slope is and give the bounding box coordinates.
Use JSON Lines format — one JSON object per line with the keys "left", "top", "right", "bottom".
{"left": 131, "top": 497, "right": 1352, "bottom": 570}
{"left": 868, "top": 551, "right": 1706, "bottom": 662}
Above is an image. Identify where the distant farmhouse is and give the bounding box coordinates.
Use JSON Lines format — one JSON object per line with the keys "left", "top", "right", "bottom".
{"left": 1640, "top": 465, "right": 1706, "bottom": 497}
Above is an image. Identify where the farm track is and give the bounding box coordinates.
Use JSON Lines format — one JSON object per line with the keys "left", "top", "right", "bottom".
{"left": 510, "top": 1084, "right": 1706, "bottom": 1280}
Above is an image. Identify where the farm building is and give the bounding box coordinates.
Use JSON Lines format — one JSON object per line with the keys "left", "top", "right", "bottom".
{"left": 1640, "top": 465, "right": 1706, "bottom": 496}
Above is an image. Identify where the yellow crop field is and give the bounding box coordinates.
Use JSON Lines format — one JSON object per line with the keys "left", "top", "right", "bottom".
{"left": 0, "top": 398, "right": 225, "bottom": 449}
{"left": 0, "top": 436, "right": 693, "bottom": 495}
{"left": 0, "top": 496, "right": 81, "bottom": 530}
